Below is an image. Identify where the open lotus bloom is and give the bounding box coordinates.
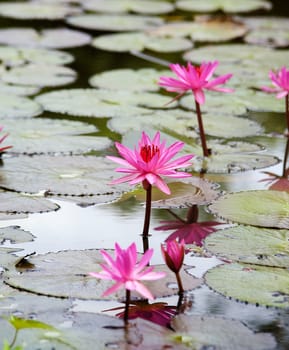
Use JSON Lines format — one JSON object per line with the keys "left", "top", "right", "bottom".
{"left": 0, "top": 126, "right": 12, "bottom": 153}
{"left": 262, "top": 66, "right": 289, "bottom": 98}
{"left": 107, "top": 131, "right": 194, "bottom": 194}
{"left": 158, "top": 61, "right": 233, "bottom": 105}
{"left": 89, "top": 242, "right": 165, "bottom": 300}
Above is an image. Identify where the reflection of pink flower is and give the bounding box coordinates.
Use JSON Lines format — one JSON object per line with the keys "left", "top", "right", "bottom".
{"left": 89, "top": 242, "right": 165, "bottom": 300}
{"left": 155, "top": 220, "right": 221, "bottom": 246}
{"left": 107, "top": 131, "right": 194, "bottom": 195}
{"left": 158, "top": 61, "right": 233, "bottom": 105}
{"left": 110, "top": 301, "right": 176, "bottom": 328}
{"left": 0, "top": 126, "right": 12, "bottom": 153}
{"left": 161, "top": 239, "right": 185, "bottom": 274}
{"left": 260, "top": 171, "right": 289, "bottom": 192}
{"left": 262, "top": 67, "right": 289, "bottom": 98}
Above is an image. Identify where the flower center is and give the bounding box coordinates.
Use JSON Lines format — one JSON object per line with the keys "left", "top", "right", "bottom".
{"left": 140, "top": 145, "right": 160, "bottom": 162}
{"left": 195, "top": 66, "right": 202, "bottom": 77}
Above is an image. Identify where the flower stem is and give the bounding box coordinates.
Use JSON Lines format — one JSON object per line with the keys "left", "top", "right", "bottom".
{"left": 124, "top": 289, "right": 131, "bottom": 325}
{"left": 286, "top": 94, "right": 289, "bottom": 133}
{"left": 282, "top": 136, "right": 289, "bottom": 177}
{"left": 195, "top": 101, "right": 210, "bottom": 157}
{"left": 176, "top": 271, "right": 184, "bottom": 295}
{"left": 142, "top": 181, "right": 152, "bottom": 253}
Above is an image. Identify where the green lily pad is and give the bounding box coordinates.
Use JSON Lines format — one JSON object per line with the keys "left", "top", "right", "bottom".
{"left": 83, "top": 0, "right": 174, "bottom": 14}
{"left": 0, "top": 94, "right": 42, "bottom": 118}
{"left": 3, "top": 249, "right": 202, "bottom": 300}
{"left": 0, "top": 82, "right": 40, "bottom": 96}
{"left": 191, "top": 153, "right": 280, "bottom": 173}
{"left": 1, "top": 64, "right": 77, "bottom": 87}
{"left": 67, "top": 14, "right": 163, "bottom": 32}
{"left": 0, "top": 46, "right": 74, "bottom": 66}
{"left": 209, "top": 190, "right": 289, "bottom": 228}
{"left": 0, "top": 190, "right": 60, "bottom": 214}
{"left": 205, "top": 262, "right": 289, "bottom": 308}
{"left": 92, "top": 31, "right": 193, "bottom": 53}
{"left": 89, "top": 68, "right": 170, "bottom": 92}
{"left": 35, "top": 89, "right": 173, "bottom": 118}
{"left": 0, "top": 226, "right": 34, "bottom": 244}
{"left": 0, "top": 27, "right": 92, "bottom": 49}
{"left": 205, "top": 225, "right": 289, "bottom": 268}
{"left": 171, "top": 314, "right": 276, "bottom": 350}
{"left": 0, "top": 155, "right": 130, "bottom": 196}
{"left": 2, "top": 117, "right": 111, "bottom": 155}
{"left": 0, "top": 2, "right": 80, "bottom": 20}
{"left": 176, "top": 0, "right": 272, "bottom": 13}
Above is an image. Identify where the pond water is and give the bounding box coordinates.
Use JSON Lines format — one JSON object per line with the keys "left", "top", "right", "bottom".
{"left": 0, "top": 0, "right": 289, "bottom": 349}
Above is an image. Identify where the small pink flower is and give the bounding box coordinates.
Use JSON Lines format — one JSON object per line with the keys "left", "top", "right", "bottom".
{"left": 262, "top": 67, "right": 289, "bottom": 99}
{"left": 161, "top": 239, "right": 185, "bottom": 274}
{"left": 0, "top": 126, "right": 12, "bottom": 153}
{"left": 107, "top": 131, "right": 194, "bottom": 195}
{"left": 158, "top": 61, "right": 233, "bottom": 105}
{"left": 89, "top": 242, "right": 165, "bottom": 300}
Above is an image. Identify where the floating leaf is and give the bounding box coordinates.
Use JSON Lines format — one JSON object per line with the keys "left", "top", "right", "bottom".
{"left": 1, "top": 64, "right": 77, "bottom": 87}
{"left": 209, "top": 190, "right": 289, "bottom": 228}
{"left": 0, "top": 155, "right": 130, "bottom": 196}
{"left": 0, "top": 27, "right": 91, "bottom": 49}
{"left": 92, "top": 31, "right": 192, "bottom": 53}
{"left": 89, "top": 68, "right": 170, "bottom": 92}
{"left": 0, "top": 82, "right": 40, "bottom": 96}
{"left": 0, "top": 94, "right": 42, "bottom": 118}
{"left": 0, "top": 226, "right": 34, "bottom": 244}
{"left": 0, "top": 2, "right": 80, "bottom": 20}
{"left": 0, "top": 46, "right": 73, "bottom": 66}
{"left": 8, "top": 316, "right": 56, "bottom": 331}
{"left": 3, "top": 249, "right": 202, "bottom": 299}
{"left": 0, "top": 190, "right": 59, "bottom": 214}
{"left": 83, "top": 0, "right": 174, "bottom": 15}
{"left": 171, "top": 314, "right": 276, "bottom": 350}
{"left": 176, "top": 0, "right": 272, "bottom": 13}
{"left": 205, "top": 262, "right": 289, "bottom": 308}
{"left": 67, "top": 14, "right": 163, "bottom": 32}
{"left": 205, "top": 225, "right": 289, "bottom": 268}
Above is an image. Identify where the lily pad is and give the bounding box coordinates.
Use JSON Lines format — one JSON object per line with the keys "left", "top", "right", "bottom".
{"left": 151, "top": 177, "right": 220, "bottom": 208}
{"left": 67, "top": 14, "right": 163, "bottom": 32}
{"left": 0, "top": 94, "right": 42, "bottom": 118}
{"left": 83, "top": 0, "right": 174, "bottom": 15}
{"left": 89, "top": 68, "right": 170, "bottom": 92}
{"left": 0, "top": 190, "right": 59, "bottom": 214}
{"left": 0, "top": 2, "right": 80, "bottom": 20}
{"left": 209, "top": 190, "right": 289, "bottom": 228}
{"left": 1, "top": 64, "right": 77, "bottom": 87}
{"left": 0, "top": 46, "right": 74, "bottom": 66}
{"left": 0, "top": 82, "right": 40, "bottom": 96}
{"left": 3, "top": 249, "right": 202, "bottom": 299}
{"left": 0, "top": 27, "right": 92, "bottom": 49}
{"left": 0, "top": 226, "right": 34, "bottom": 244}
{"left": 92, "top": 31, "right": 193, "bottom": 53}
{"left": 176, "top": 0, "right": 272, "bottom": 13}
{"left": 205, "top": 262, "right": 289, "bottom": 308}
{"left": 0, "top": 155, "right": 130, "bottom": 196}
{"left": 171, "top": 314, "right": 276, "bottom": 350}
{"left": 205, "top": 225, "right": 289, "bottom": 268}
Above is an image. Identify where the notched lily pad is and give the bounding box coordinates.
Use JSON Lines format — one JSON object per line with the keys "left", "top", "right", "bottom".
{"left": 0, "top": 226, "right": 34, "bottom": 244}
{"left": 205, "top": 262, "right": 289, "bottom": 308}
{"left": 3, "top": 249, "right": 202, "bottom": 299}
{"left": 0, "top": 155, "right": 130, "bottom": 196}
{"left": 0, "top": 190, "right": 59, "bottom": 214}
{"left": 209, "top": 190, "right": 289, "bottom": 228}
{"left": 0, "top": 2, "right": 80, "bottom": 20}
{"left": 171, "top": 314, "right": 276, "bottom": 350}
{"left": 151, "top": 177, "right": 220, "bottom": 208}
{"left": 0, "top": 28, "right": 91, "bottom": 49}
{"left": 205, "top": 225, "right": 289, "bottom": 268}
{"left": 67, "top": 14, "right": 163, "bottom": 32}
{"left": 0, "top": 94, "right": 42, "bottom": 118}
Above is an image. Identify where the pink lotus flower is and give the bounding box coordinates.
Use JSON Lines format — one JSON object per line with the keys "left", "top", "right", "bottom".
{"left": 107, "top": 131, "right": 194, "bottom": 195}
{"left": 158, "top": 61, "right": 233, "bottom": 105}
{"left": 161, "top": 239, "right": 185, "bottom": 274}
{"left": 262, "top": 67, "right": 289, "bottom": 99}
{"left": 89, "top": 242, "right": 165, "bottom": 300}
{"left": 0, "top": 126, "right": 12, "bottom": 153}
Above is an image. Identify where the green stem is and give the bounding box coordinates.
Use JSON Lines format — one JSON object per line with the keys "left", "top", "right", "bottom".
{"left": 9, "top": 329, "right": 18, "bottom": 348}
{"left": 195, "top": 100, "right": 210, "bottom": 157}
{"left": 124, "top": 289, "right": 131, "bottom": 326}
{"left": 142, "top": 182, "right": 152, "bottom": 253}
